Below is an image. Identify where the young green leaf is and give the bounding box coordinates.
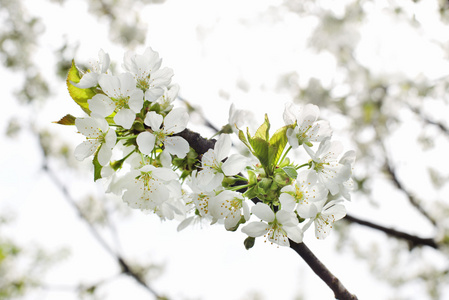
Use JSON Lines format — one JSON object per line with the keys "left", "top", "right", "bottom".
{"left": 53, "top": 114, "right": 76, "bottom": 126}
{"left": 66, "top": 60, "right": 95, "bottom": 115}
{"left": 282, "top": 166, "right": 298, "bottom": 179}
{"left": 254, "top": 114, "right": 270, "bottom": 141}
{"left": 237, "top": 127, "right": 253, "bottom": 153}
{"left": 93, "top": 150, "right": 103, "bottom": 181}
{"left": 250, "top": 137, "right": 270, "bottom": 171}
{"left": 268, "top": 124, "right": 293, "bottom": 168}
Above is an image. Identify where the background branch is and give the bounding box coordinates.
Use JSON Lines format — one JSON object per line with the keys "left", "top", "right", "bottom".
{"left": 384, "top": 157, "right": 437, "bottom": 226}
{"left": 344, "top": 214, "right": 439, "bottom": 250}
{"left": 40, "top": 155, "right": 165, "bottom": 299}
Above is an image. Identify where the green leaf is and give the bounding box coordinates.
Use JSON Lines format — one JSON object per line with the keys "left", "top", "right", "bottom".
{"left": 282, "top": 166, "right": 298, "bottom": 179}
{"left": 254, "top": 114, "right": 270, "bottom": 141}
{"left": 66, "top": 60, "right": 95, "bottom": 115}
{"left": 243, "top": 186, "right": 258, "bottom": 199}
{"left": 237, "top": 128, "right": 253, "bottom": 153}
{"left": 93, "top": 151, "right": 103, "bottom": 181}
{"left": 244, "top": 236, "right": 255, "bottom": 250}
{"left": 251, "top": 137, "right": 270, "bottom": 170}
{"left": 53, "top": 114, "right": 76, "bottom": 125}
{"left": 268, "top": 124, "right": 293, "bottom": 167}
{"left": 247, "top": 169, "right": 257, "bottom": 184}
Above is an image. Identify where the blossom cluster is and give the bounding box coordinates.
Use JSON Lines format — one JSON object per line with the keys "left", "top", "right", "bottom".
{"left": 61, "top": 47, "right": 355, "bottom": 248}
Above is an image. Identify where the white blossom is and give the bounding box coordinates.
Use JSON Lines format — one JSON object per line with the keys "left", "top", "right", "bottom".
{"left": 197, "top": 134, "right": 248, "bottom": 189}
{"left": 241, "top": 203, "right": 303, "bottom": 247}
{"left": 228, "top": 103, "right": 257, "bottom": 133}
{"left": 88, "top": 73, "right": 144, "bottom": 129}
{"left": 209, "top": 190, "right": 250, "bottom": 230}
{"left": 338, "top": 150, "right": 356, "bottom": 201}
{"left": 303, "top": 200, "right": 346, "bottom": 239}
{"left": 121, "top": 165, "right": 179, "bottom": 211}
{"left": 283, "top": 102, "right": 332, "bottom": 148}
{"left": 123, "top": 47, "right": 174, "bottom": 101}
{"left": 279, "top": 170, "right": 328, "bottom": 218}
{"left": 74, "top": 117, "right": 116, "bottom": 166}
{"left": 305, "top": 137, "right": 352, "bottom": 195}
{"left": 136, "top": 108, "right": 190, "bottom": 158}
{"left": 74, "top": 49, "right": 110, "bottom": 88}
{"left": 155, "top": 84, "right": 180, "bottom": 112}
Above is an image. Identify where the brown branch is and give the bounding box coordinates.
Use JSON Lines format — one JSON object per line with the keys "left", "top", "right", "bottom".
{"left": 289, "top": 241, "right": 358, "bottom": 300}
{"left": 344, "top": 214, "right": 439, "bottom": 250}
{"left": 177, "top": 128, "right": 216, "bottom": 155}
{"left": 178, "top": 126, "right": 357, "bottom": 299}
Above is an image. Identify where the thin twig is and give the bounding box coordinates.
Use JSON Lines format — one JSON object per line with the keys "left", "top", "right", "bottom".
{"left": 407, "top": 103, "right": 449, "bottom": 138}
{"left": 41, "top": 159, "right": 163, "bottom": 299}
{"left": 384, "top": 158, "right": 437, "bottom": 227}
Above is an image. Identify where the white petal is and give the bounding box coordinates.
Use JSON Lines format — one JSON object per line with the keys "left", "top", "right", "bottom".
{"left": 276, "top": 210, "right": 298, "bottom": 226}
{"left": 136, "top": 132, "right": 155, "bottom": 155}
{"left": 324, "top": 203, "right": 347, "bottom": 221}
{"left": 279, "top": 193, "right": 296, "bottom": 211}
{"left": 99, "top": 74, "right": 121, "bottom": 98}
{"left": 224, "top": 209, "right": 241, "bottom": 230}
{"left": 150, "top": 67, "right": 174, "bottom": 87}
{"left": 222, "top": 154, "right": 248, "bottom": 176}
{"left": 164, "top": 107, "right": 189, "bottom": 134}
{"left": 242, "top": 202, "right": 250, "bottom": 221}
{"left": 97, "top": 145, "right": 112, "bottom": 166}
{"left": 284, "top": 226, "right": 303, "bottom": 243}
{"left": 128, "top": 89, "right": 144, "bottom": 112}
{"left": 118, "top": 73, "right": 137, "bottom": 96}
{"left": 241, "top": 222, "right": 269, "bottom": 237}
{"left": 286, "top": 127, "right": 300, "bottom": 149}
{"left": 98, "top": 49, "right": 110, "bottom": 73}
{"left": 299, "top": 104, "right": 320, "bottom": 122}
{"left": 104, "top": 129, "right": 117, "bottom": 148}
{"left": 340, "top": 150, "right": 356, "bottom": 166}
{"left": 167, "top": 84, "right": 180, "bottom": 100}
{"left": 145, "top": 87, "right": 164, "bottom": 102}
{"left": 177, "top": 216, "right": 194, "bottom": 231}
{"left": 88, "top": 94, "right": 115, "bottom": 118}
{"left": 215, "top": 134, "right": 231, "bottom": 161}
{"left": 75, "top": 117, "right": 99, "bottom": 137}
{"left": 74, "top": 140, "right": 98, "bottom": 161}
{"left": 296, "top": 202, "right": 318, "bottom": 219}
{"left": 144, "top": 111, "right": 163, "bottom": 130}
{"left": 251, "top": 203, "right": 275, "bottom": 222}
{"left": 114, "top": 109, "right": 135, "bottom": 129}
{"left": 310, "top": 120, "right": 332, "bottom": 142}
{"left": 152, "top": 167, "right": 178, "bottom": 181}
{"left": 74, "top": 72, "right": 99, "bottom": 88}
{"left": 159, "top": 150, "right": 172, "bottom": 167}
{"left": 283, "top": 102, "right": 299, "bottom": 125}
{"left": 164, "top": 136, "right": 189, "bottom": 158}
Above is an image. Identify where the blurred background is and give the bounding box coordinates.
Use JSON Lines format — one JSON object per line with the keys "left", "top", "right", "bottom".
{"left": 2, "top": 0, "right": 449, "bottom": 299}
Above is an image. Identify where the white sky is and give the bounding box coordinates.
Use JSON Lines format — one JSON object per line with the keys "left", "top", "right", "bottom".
{"left": 2, "top": 0, "right": 449, "bottom": 299}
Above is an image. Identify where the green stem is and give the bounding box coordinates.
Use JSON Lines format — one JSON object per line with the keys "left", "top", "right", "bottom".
{"left": 117, "top": 135, "right": 138, "bottom": 140}
{"left": 279, "top": 146, "right": 292, "bottom": 165}
{"left": 123, "top": 149, "right": 135, "bottom": 161}
{"left": 228, "top": 184, "right": 252, "bottom": 191}
{"left": 233, "top": 175, "right": 249, "bottom": 183}
{"left": 296, "top": 162, "right": 311, "bottom": 170}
